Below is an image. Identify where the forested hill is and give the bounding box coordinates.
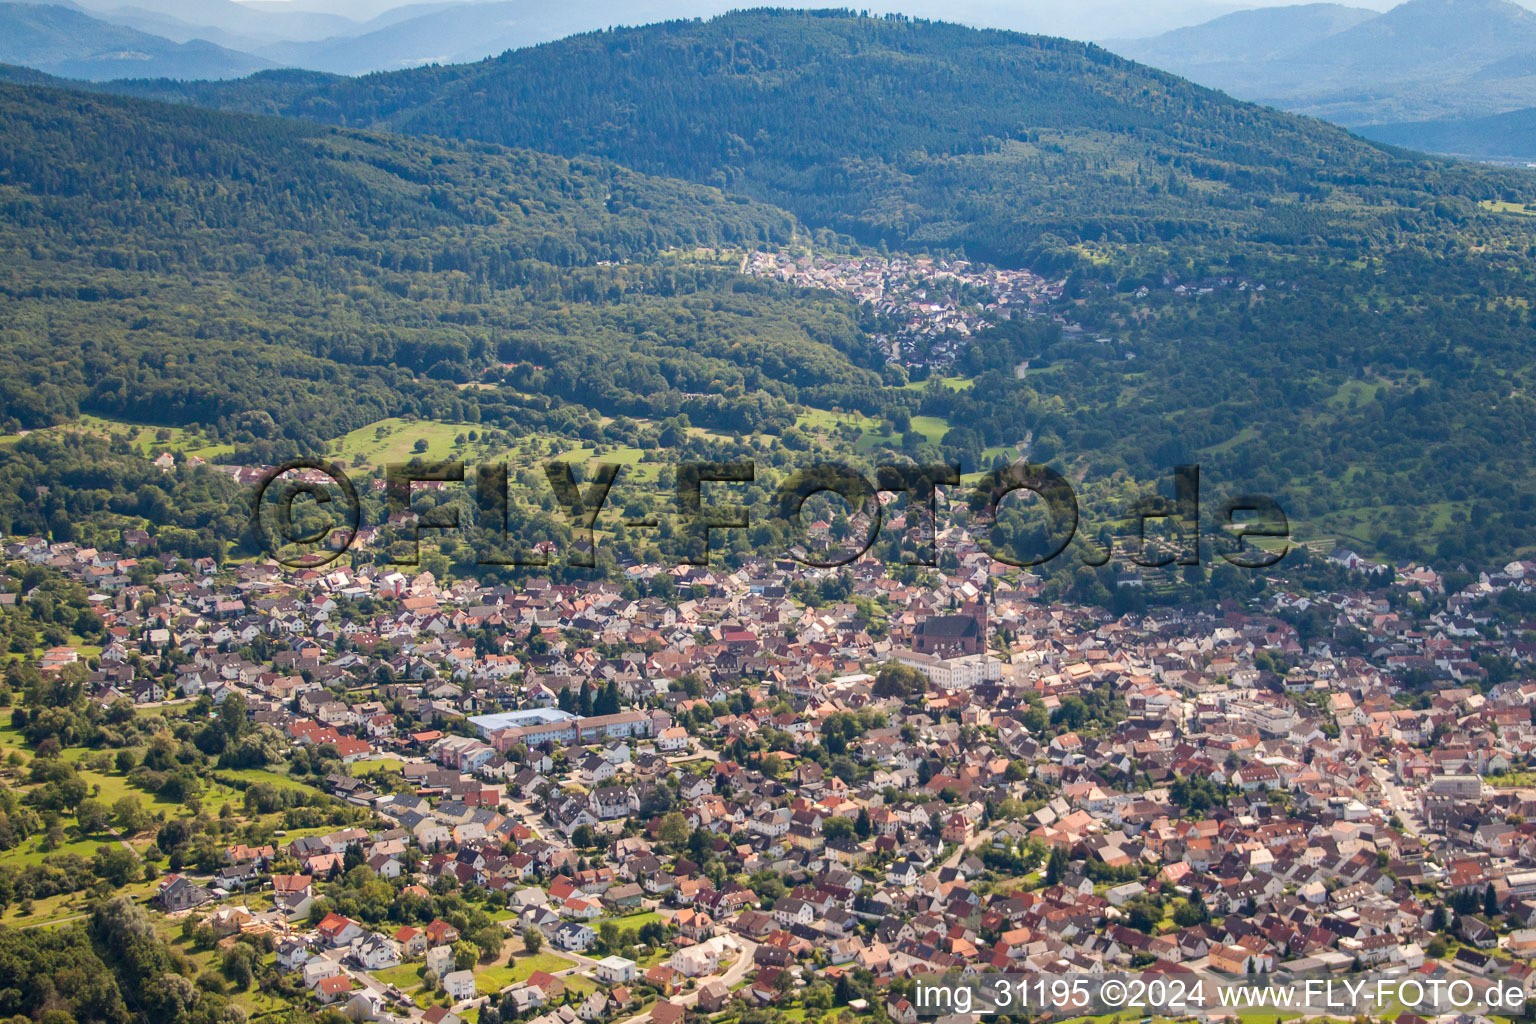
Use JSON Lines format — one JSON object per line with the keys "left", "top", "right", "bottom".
{"left": 73, "top": 8, "right": 1536, "bottom": 268}
{"left": 8, "top": 20, "right": 1536, "bottom": 567}
{"left": 0, "top": 82, "right": 882, "bottom": 451}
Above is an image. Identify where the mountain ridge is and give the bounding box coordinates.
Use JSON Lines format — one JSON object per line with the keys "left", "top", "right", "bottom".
{"left": 1106, "top": 3, "right": 1375, "bottom": 66}
{"left": 58, "top": 7, "right": 1519, "bottom": 270}
{"left": 1110, "top": 0, "right": 1536, "bottom": 125}
{"left": 247, "top": 0, "right": 729, "bottom": 75}
{"left": 0, "top": 2, "right": 272, "bottom": 80}
{"left": 1360, "top": 105, "right": 1536, "bottom": 161}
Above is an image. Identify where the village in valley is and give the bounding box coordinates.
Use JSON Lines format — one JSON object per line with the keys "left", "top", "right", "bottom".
{"left": 11, "top": 518, "right": 1536, "bottom": 1024}
{"left": 740, "top": 250, "right": 1275, "bottom": 371}
{"left": 742, "top": 252, "right": 1063, "bottom": 368}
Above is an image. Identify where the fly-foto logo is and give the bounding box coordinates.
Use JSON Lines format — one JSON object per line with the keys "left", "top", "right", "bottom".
{"left": 249, "top": 459, "right": 1288, "bottom": 571}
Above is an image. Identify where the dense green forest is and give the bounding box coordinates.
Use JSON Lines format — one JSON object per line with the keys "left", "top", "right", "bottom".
{"left": 61, "top": 9, "right": 1536, "bottom": 267}
{"left": 0, "top": 82, "right": 886, "bottom": 450}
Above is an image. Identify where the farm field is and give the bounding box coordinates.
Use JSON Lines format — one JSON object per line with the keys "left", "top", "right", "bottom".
{"left": 0, "top": 414, "right": 236, "bottom": 461}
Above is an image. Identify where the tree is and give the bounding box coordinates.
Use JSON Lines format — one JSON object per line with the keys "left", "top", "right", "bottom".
{"left": 219, "top": 691, "right": 248, "bottom": 740}
{"left": 222, "top": 944, "right": 257, "bottom": 990}
{"left": 1485, "top": 882, "right": 1500, "bottom": 918}
{"left": 596, "top": 680, "right": 621, "bottom": 716}
{"left": 873, "top": 662, "right": 925, "bottom": 700}
{"left": 76, "top": 798, "right": 110, "bottom": 835}
{"left": 523, "top": 928, "right": 544, "bottom": 956}
{"left": 823, "top": 817, "right": 855, "bottom": 843}
{"left": 471, "top": 920, "right": 505, "bottom": 962}
{"left": 1124, "top": 898, "right": 1161, "bottom": 933}
{"left": 749, "top": 869, "right": 787, "bottom": 904}
{"left": 658, "top": 812, "right": 689, "bottom": 849}
{"left": 1045, "top": 844, "right": 1068, "bottom": 886}
{"left": 453, "top": 941, "right": 479, "bottom": 971}
{"left": 93, "top": 845, "right": 142, "bottom": 887}
{"left": 688, "top": 827, "right": 712, "bottom": 863}
{"left": 1174, "top": 893, "right": 1209, "bottom": 928}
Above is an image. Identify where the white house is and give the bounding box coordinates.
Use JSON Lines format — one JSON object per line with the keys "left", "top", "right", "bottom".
{"left": 670, "top": 935, "right": 738, "bottom": 977}
{"left": 276, "top": 937, "right": 313, "bottom": 972}
{"left": 594, "top": 955, "right": 638, "bottom": 985}
{"left": 442, "top": 969, "right": 477, "bottom": 1002}
{"left": 354, "top": 935, "right": 402, "bottom": 971}
{"left": 425, "top": 944, "right": 455, "bottom": 977}
{"left": 772, "top": 897, "right": 815, "bottom": 928}
{"left": 554, "top": 922, "right": 596, "bottom": 951}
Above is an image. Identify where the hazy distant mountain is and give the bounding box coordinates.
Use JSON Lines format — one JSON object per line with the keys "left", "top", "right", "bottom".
{"left": 252, "top": 0, "right": 729, "bottom": 74}
{"left": 86, "top": 6, "right": 1510, "bottom": 266}
{"left": 1360, "top": 105, "right": 1536, "bottom": 162}
{"left": 1111, "top": 0, "right": 1536, "bottom": 125}
{"left": 0, "top": 2, "right": 271, "bottom": 79}
{"left": 1108, "top": 3, "right": 1374, "bottom": 66}
{"left": 241, "top": 0, "right": 461, "bottom": 19}
{"left": 1305, "top": 0, "right": 1536, "bottom": 70}
{"left": 56, "top": 0, "right": 359, "bottom": 44}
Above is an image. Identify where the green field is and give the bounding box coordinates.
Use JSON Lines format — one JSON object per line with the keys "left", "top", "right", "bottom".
{"left": 1481, "top": 200, "right": 1536, "bottom": 217}
{"left": 902, "top": 375, "right": 974, "bottom": 392}
{"left": 507, "top": 953, "right": 576, "bottom": 983}
{"left": 1485, "top": 772, "right": 1536, "bottom": 788}
{"left": 332, "top": 417, "right": 487, "bottom": 467}
{"left": 602, "top": 910, "right": 662, "bottom": 932}
{"left": 214, "top": 767, "right": 318, "bottom": 793}
{"left": 2, "top": 833, "right": 108, "bottom": 867}
{"left": 374, "top": 962, "right": 429, "bottom": 992}
{"left": 0, "top": 758, "right": 316, "bottom": 877}
{"left": 347, "top": 756, "right": 408, "bottom": 778}
{"left": 0, "top": 414, "right": 237, "bottom": 461}
{"left": 474, "top": 964, "right": 518, "bottom": 996}
{"left": 3, "top": 877, "right": 158, "bottom": 930}
{"left": 330, "top": 417, "right": 665, "bottom": 484}
{"left": 0, "top": 722, "right": 29, "bottom": 760}
{"left": 795, "top": 406, "right": 953, "bottom": 451}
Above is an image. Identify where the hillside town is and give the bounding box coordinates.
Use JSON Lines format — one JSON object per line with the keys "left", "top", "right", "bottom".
{"left": 739, "top": 252, "right": 1281, "bottom": 373}
{"left": 743, "top": 252, "right": 1063, "bottom": 367}
{"left": 12, "top": 523, "right": 1536, "bottom": 1024}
